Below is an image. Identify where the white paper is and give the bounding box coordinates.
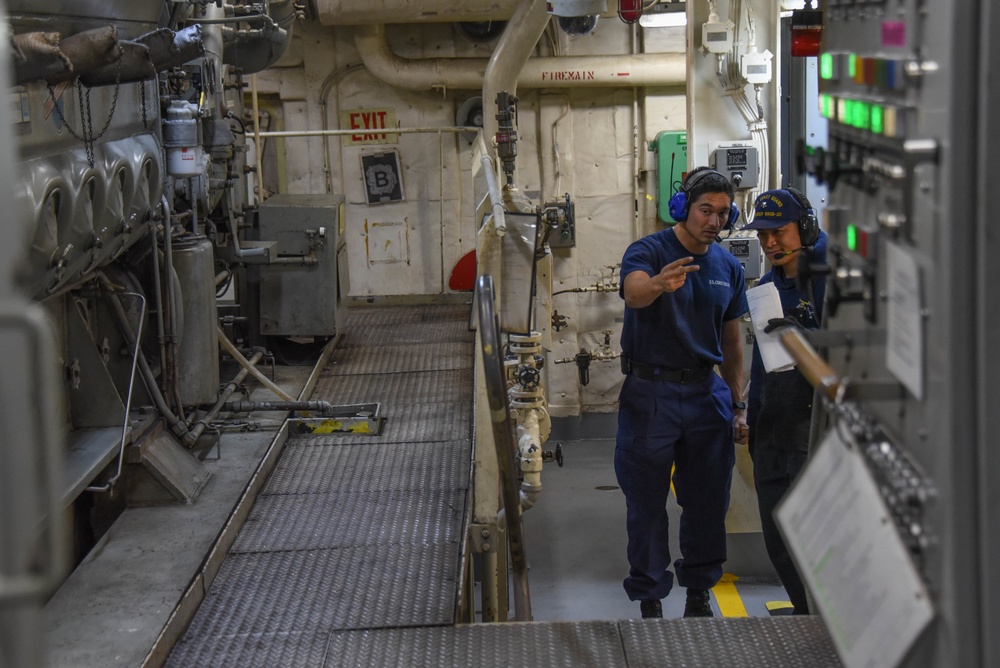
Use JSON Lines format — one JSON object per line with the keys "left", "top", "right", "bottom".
{"left": 885, "top": 242, "right": 924, "bottom": 399}
{"left": 746, "top": 282, "right": 796, "bottom": 372}
{"left": 776, "top": 427, "right": 934, "bottom": 668}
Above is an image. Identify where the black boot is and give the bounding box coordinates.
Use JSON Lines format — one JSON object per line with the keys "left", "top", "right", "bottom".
{"left": 640, "top": 599, "right": 662, "bottom": 619}
{"left": 683, "top": 588, "right": 713, "bottom": 618}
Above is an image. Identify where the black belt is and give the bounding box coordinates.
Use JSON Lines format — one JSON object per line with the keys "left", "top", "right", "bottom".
{"left": 621, "top": 356, "right": 712, "bottom": 384}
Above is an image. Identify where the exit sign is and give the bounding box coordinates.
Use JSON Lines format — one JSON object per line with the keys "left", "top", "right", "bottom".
{"left": 341, "top": 108, "right": 397, "bottom": 144}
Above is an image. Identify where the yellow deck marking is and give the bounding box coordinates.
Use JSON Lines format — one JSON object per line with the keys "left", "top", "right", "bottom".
{"left": 712, "top": 573, "right": 748, "bottom": 618}
{"left": 310, "top": 420, "right": 372, "bottom": 434}
{"left": 766, "top": 601, "right": 794, "bottom": 612}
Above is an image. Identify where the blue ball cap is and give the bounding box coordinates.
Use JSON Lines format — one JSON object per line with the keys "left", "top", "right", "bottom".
{"left": 743, "top": 189, "right": 805, "bottom": 230}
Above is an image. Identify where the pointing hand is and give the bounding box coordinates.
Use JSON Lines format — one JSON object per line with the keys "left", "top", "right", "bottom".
{"left": 658, "top": 257, "right": 700, "bottom": 294}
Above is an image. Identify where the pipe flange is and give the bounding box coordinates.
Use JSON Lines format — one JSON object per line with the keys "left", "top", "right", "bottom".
{"left": 509, "top": 331, "right": 542, "bottom": 354}
{"left": 511, "top": 396, "right": 545, "bottom": 409}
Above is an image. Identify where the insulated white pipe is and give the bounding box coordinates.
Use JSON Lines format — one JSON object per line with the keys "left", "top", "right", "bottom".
{"left": 315, "top": 0, "right": 521, "bottom": 25}
{"left": 353, "top": 25, "right": 686, "bottom": 92}
{"left": 482, "top": 0, "right": 550, "bottom": 161}
{"left": 516, "top": 408, "right": 543, "bottom": 510}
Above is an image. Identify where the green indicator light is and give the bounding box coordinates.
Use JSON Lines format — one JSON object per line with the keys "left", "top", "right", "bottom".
{"left": 848, "top": 55, "right": 857, "bottom": 78}
{"left": 819, "top": 95, "right": 831, "bottom": 119}
{"left": 821, "top": 54, "right": 834, "bottom": 80}
{"left": 871, "top": 105, "right": 884, "bottom": 134}
{"left": 857, "top": 102, "right": 870, "bottom": 130}
{"left": 847, "top": 224, "right": 858, "bottom": 251}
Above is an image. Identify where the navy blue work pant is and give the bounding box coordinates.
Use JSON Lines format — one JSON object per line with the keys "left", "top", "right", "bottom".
{"left": 753, "top": 448, "right": 810, "bottom": 614}
{"left": 614, "top": 373, "right": 735, "bottom": 601}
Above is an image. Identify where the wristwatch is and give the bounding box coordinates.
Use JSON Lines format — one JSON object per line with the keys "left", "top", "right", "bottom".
{"left": 732, "top": 401, "right": 747, "bottom": 411}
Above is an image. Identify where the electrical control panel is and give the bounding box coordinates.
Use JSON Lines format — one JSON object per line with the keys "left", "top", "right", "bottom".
{"left": 710, "top": 144, "right": 759, "bottom": 190}
{"left": 788, "top": 1, "right": 1000, "bottom": 666}
{"left": 719, "top": 236, "right": 762, "bottom": 280}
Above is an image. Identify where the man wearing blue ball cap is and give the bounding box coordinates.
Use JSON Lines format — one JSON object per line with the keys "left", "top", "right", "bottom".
{"left": 741, "top": 187, "right": 829, "bottom": 615}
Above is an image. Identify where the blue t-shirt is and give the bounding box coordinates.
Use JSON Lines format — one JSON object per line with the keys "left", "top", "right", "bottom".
{"left": 619, "top": 227, "right": 748, "bottom": 369}
{"left": 748, "top": 229, "right": 828, "bottom": 421}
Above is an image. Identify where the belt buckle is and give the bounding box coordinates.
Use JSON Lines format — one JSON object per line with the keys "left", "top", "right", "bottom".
{"left": 679, "top": 368, "right": 689, "bottom": 383}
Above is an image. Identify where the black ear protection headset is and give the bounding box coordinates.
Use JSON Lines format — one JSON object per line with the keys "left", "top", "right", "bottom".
{"left": 785, "top": 186, "right": 819, "bottom": 247}
{"left": 668, "top": 168, "right": 739, "bottom": 229}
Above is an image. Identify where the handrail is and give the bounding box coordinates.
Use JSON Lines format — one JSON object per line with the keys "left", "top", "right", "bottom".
{"left": 86, "top": 282, "right": 146, "bottom": 493}
{"left": 475, "top": 274, "right": 532, "bottom": 621}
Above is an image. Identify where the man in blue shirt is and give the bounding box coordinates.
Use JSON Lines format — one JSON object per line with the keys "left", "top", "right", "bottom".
{"left": 617, "top": 167, "right": 749, "bottom": 619}
{"left": 742, "top": 187, "right": 828, "bottom": 616}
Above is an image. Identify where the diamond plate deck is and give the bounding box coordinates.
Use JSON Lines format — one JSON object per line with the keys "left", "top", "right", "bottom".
{"left": 263, "top": 440, "right": 471, "bottom": 495}
{"left": 619, "top": 617, "right": 842, "bottom": 667}
{"left": 313, "top": 368, "right": 473, "bottom": 406}
{"left": 166, "top": 629, "right": 330, "bottom": 668}
{"left": 323, "top": 342, "right": 472, "bottom": 375}
{"left": 337, "top": 320, "right": 473, "bottom": 348}
{"left": 323, "top": 621, "right": 627, "bottom": 668}
{"left": 231, "top": 488, "right": 466, "bottom": 553}
{"left": 342, "top": 304, "right": 470, "bottom": 328}
{"left": 181, "top": 544, "right": 460, "bottom": 639}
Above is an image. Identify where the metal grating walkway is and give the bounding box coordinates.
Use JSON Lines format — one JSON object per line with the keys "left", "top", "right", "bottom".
{"left": 164, "top": 302, "right": 842, "bottom": 667}
{"left": 166, "top": 303, "right": 476, "bottom": 666}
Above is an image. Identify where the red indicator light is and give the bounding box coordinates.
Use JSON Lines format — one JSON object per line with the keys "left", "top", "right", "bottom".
{"left": 790, "top": 3, "right": 823, "bottom": 58}
{"left": 619, "top": 0, "right": 642, "bottom": 23}
{"left": 791, "top": 28, "right": 822, "bottom": 57}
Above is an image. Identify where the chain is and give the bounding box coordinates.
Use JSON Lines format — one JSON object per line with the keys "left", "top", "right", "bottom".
{"left": 45, "top": 43, "right": 124, "bottom": 167}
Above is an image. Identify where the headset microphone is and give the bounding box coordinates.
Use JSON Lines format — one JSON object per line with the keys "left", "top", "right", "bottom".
{"left": 773, "top": 247, "right": 803, "bottom": 260}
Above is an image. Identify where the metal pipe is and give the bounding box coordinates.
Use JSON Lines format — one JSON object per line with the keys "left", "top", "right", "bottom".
{"left": 256, "top": 126, "right": 480, "bottom": 138}
{"left": 269, "top": 252, "right": 318, "bottom": 265}
{"left": 187, "top": 350, "right": 264, "bottom": 442}
{"left": 251, "top": 73, "right": 264, "bottom": 202}
{"left": 221, "top": 400, "right": 336, "bottom": 413}
{"left": 86, "top": 285, "right": 146, "bottom": 493}
{"left": 223, "top": 189, "right": 268, "bottom": 259}
{"left": 298, "top": 334, "right": 339, "bottom": 402}
{"left": 100, "top": 269, "right": 196, "bottom": 446}
{"left": 161, "top": 196, "right": 186, "bottom": 420}
{"left": 149, "top": 219, "right": 169, "bottom": 393}
{"left": 318, "top": 64, "right": 365, "bottom": 194}
{"left": 476, "top": 274, "right": 531, "bottom": 621}
{"left": 216, "top": 325, "right": 295, "bottom": 401}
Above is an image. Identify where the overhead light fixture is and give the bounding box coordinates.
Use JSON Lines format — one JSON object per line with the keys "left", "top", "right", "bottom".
{"left": 548, "top": 0, "right": 606, "bottom": 35}
{"left": 638, "top": 1, "right": 686, "bottom": 28}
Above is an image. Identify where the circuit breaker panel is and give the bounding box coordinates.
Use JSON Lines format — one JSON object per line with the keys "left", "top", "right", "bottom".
{"left": 795, "top": 1, "right": 1000, "bottom": 666}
